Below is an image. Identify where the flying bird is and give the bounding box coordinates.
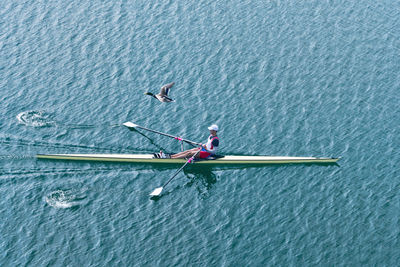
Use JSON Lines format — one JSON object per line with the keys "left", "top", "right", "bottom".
{"left": 144, "top": 82, "right": 175, "bottom": 102}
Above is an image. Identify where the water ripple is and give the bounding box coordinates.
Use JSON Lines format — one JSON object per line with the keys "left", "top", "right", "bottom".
{"left": 16, "top": 110, "right": 55, "bottom": 127}
{"left": 1, "top": 0, "right": 400, "bottom": 266}
{"left": 45, "top": 189, "right": 87, "bottom": 209}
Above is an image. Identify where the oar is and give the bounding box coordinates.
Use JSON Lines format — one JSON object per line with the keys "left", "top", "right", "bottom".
{"left": 123, "top": 121, "right": 202, "bottom": 146}
{"left": 150, "top": 149, "right": 201, "bottom": 197}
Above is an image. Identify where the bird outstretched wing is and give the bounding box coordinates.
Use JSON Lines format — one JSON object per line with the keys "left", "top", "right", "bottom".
{"left": 160, "top": 82, "right": 175, "bottom": 96}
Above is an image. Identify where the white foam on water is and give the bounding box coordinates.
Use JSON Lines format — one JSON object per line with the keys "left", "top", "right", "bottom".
{"left": 16, "top": 110, "right": 55, "bottom": 127}
{"left": 45, "top": 189, "right": 85, "bottom": 209}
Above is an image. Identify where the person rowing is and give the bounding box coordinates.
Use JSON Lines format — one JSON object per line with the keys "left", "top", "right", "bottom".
{"left": 155, "top": 124, "right": 220, "bottom": 159}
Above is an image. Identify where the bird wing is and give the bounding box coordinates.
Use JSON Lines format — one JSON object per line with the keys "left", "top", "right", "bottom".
{"left": 160, "top": 82, "right": 174, "bottom": 96}
{"left": 159, "top": 87, "right": 166, "bottom": 96}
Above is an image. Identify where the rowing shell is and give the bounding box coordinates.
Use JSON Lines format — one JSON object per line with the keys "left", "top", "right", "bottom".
{"left": 36, "top": 154, "right": 339, "bottom": 164}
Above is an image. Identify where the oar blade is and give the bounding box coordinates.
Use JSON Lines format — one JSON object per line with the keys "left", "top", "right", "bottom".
{"left": 150, "top": 187, "right": 163, "bottom": 196}
{"left": 123, "top": 121, "right": 138, "bottom": 129}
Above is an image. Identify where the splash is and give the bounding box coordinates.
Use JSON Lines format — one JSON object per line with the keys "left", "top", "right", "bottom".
{"left": 16, "top": 110, "right": 55, "bottom": 127}
{"left": 45, "top": 189, "right": 86, "bottom": 209}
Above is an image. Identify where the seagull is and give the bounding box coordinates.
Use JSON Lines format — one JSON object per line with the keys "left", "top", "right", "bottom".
{"left": 144, "top": 82, "right": 175, "bottom": 102}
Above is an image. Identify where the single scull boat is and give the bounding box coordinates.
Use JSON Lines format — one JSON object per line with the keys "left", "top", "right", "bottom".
{"left": 36, "top": 153, "right": 339, "bottom": 164}
{"left": 37, "top": 122, "right": 339, "bottom": 196}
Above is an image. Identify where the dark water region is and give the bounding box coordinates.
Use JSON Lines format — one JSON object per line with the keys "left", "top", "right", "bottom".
{"left": 1, "top": 0, "right": 399, "bottom": 265}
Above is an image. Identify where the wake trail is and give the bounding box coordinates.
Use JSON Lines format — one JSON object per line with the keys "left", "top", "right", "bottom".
{"left": 0, "top": 136, "right": 153, "bottom": 154}
{"left": 16, "top": 110, "right": 123, "bottom": 130}
{"left": 0, "top": 166, "right": 136, "bottom": 179}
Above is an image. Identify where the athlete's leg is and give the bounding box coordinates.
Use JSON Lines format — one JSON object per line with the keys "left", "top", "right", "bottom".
{"left": 171, "top": 147, "right": 199, "bottom": 159}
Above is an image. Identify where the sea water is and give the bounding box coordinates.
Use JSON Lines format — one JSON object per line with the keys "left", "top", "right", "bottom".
{"left": 0, "top": 0, "right": 399, "bottom": 265}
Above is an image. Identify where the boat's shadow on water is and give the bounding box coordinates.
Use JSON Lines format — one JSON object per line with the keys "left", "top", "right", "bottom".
{"left": 149, "top": 162, "right": 340, "bottom": 200}
{"left": 183, "top": 167, "right": 217, "bottom": 192}
{"left": 149, "top": 166, "right": 218, "bottom": 201}
{"left": 183, "top": 162, "right": 339, "bottom": 193}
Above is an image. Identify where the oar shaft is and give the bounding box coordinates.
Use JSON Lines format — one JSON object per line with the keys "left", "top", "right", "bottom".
{"left": 124, "top": 122, "right": 202, "bottom": 146}
{"left": 162, "top": 149, "right": 201, "bottom": 188}
{"left": 150, "top": 148, "right": 202, "bottom": 196}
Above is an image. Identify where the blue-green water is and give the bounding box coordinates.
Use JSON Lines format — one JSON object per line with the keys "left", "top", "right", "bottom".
{"left": 1, "top": 0, "right": 399, "bottom": 265}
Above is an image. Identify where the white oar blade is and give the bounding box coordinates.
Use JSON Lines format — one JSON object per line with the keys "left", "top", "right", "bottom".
{"left": 150, "top": 187, "right": 163, "bottom": 196}
{"left": 123, "top": 121, "right": 138, "bottom": 128}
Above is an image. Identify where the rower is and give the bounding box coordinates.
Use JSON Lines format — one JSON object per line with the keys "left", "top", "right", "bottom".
{"left": 155, "top": 124, "right": 220, "bottom": 159}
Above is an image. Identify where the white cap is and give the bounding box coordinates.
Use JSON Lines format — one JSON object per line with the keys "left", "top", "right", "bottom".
{"left": 207, "top": 124, "right": 219, "bottom": 131}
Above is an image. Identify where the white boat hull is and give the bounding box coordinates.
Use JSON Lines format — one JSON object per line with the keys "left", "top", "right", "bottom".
{"left": 36, "top": 154, "right": 339, "bottom": 164}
